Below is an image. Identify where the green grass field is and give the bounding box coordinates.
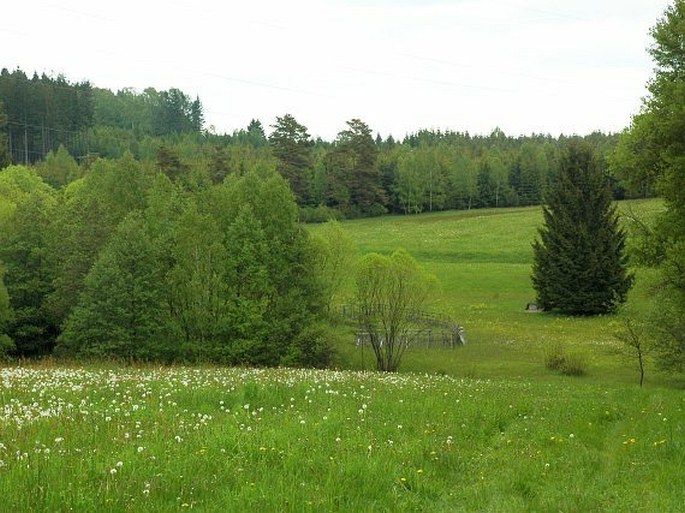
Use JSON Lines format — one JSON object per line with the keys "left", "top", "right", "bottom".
{"left": 314, "top": 199, "right": 674, "bottom": 387}
{"left": 1, "top": 366, "right": 683, "bottom": 512}
{"left": 2, "top": 198, "right": 683, "bottom": 512}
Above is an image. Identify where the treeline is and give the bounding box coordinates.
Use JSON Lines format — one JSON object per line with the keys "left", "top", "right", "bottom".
{"left": 0, "top": 67, "right": 637, "bottom": 221}
{"left": 0, "top": 158, "right": 344, "bottom": 365}
{"left": 148, "top": 120, "right": 623, "bottom": 220}
{"left": 0, "top": 68, "right": 203, "bottom": 165}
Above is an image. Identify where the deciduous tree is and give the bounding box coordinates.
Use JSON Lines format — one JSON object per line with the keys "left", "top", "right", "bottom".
{"left": 57, "top": 212, "right": 170, "bottom": 360}
{"left": 355, "top": 249, "right": 434, "bottom": 371}
{"left": 0, "top": 166, "right": 57, "bottom": 356}
{"left": 610, "top": 0, "right": 685, "bottom": 370}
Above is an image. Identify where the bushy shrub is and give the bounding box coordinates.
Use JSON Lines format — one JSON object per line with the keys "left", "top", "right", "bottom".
{"left": 298, "top": 205, "right": 343, "bottom": 223}
{"left": 560, "top": 352, "right": 588, "bottom": 376}
{"left": 281, "top": 323, "right": 336, "bottom": 369}
{"left": 0, "top": 334, "right": 15, "bottom": 359}
{"left": 544, "top": 342, "right": 588, "bottom": 376}
{"left": 544, "top": 342, "right": 567, "bottom": 371}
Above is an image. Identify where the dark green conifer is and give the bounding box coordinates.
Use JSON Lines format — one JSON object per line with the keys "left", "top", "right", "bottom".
{"left": 532, "top": 139, "right": 632, "bottom": 315}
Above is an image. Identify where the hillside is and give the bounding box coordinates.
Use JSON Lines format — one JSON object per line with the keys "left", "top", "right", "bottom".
{"left": 314, "top": 198, "right": 672, "bottom": 386}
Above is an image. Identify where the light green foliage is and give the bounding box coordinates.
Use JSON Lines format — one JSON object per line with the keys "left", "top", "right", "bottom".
{"left": 396, "top": 147, "right": 430, "bottom": 214}
{"left": 167, "top": 202, "right": 231, "bottom": 357}
{"left": 611, "top": 1, "right": 685, "bottom": 370}
{"left": 393, "top": 143, "right": 450, "bottom": 214}
{"left": 35, "top": 145, "right": 82, "bottom": 188}
{"left": 355, "top": 249, "right": 435, "bottom": 371}
{"left": 309, "top": 199, "right": 666, "bottom": 384}
{"left": 612, "top": 313, "right": 655, "bottom": 386}
{"left": 0, "top": 366, "right": 683, "bottom": 511}
{"left": 310, "top": 220, "right": 357, "bottom": 313}
{"left": 209, "top": 171, "right": 328, "bottom": 366}
{"left": 0, "top": 166, "right": 57, "bottom": 356}
{"left": 220, "top": 205, "right": 273, "bottom": 363}
{"left": 476, "top": 149, "right": 511, "bottom": 208}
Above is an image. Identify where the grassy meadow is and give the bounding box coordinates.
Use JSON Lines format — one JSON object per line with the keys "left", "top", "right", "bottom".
{"left": 315, "top": 199, "right": 673, "bottom": 387}
{"left": 1, "top": 366, "right": 683, "bottom": 512}
{"left": 2, "top": 198, "right": 684, "bottom": 512}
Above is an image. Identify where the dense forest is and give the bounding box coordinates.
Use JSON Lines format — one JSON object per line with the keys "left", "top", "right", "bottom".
{"left": 0, "top": 67, "right": 638, "bottom": 220}
{"left": 0, "top": 66, "right": 644, "bottom": 363}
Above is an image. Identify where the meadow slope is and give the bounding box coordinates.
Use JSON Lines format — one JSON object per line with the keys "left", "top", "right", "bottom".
{"left": 2, "top": 200, "right": 683, "bottom": 512}
{"left": 313, "top": 199, "right": 672, "bottom": 386}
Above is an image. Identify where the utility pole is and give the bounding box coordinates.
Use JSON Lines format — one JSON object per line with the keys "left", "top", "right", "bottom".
{"left": 429, "top": 166, "right": 433, "bottom": 212}
{"left": 24, "top": 121, "right": 28, "bottom": 165}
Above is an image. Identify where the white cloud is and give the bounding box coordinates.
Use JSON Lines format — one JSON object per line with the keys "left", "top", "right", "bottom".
{"left": 0, "top": 0, "right": 672, "bottom": 139}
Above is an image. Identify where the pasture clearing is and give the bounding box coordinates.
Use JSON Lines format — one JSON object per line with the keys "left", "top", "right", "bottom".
{"left": 317, "top": 200, "right": 674, "bottom": 386}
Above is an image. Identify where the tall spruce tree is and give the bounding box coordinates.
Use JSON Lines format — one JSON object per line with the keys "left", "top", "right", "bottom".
{"left": 532, "top": 139, "right": 632, "bottom": 315}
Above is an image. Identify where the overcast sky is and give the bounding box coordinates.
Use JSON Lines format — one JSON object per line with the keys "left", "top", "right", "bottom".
{"left": 2, "top": 0, "right": 671, "bottom": 140}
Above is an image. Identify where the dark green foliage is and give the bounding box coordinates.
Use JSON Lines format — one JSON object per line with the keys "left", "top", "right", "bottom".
{"left": 0, "top": 264, "right": 15, "bottom": 356}
{"left": 0, "top": 69, "right": 94, "bottom": 164}
{"left": 281, "top": 322, "right": 336, "bottom": 369}
{"left": 0, "top": 100, "right": 9, "bottom": 169}
{"left": 0, "top": 166, "right": 58, "bottom": 357}
{"left": 213, "top": 172, "right": 326, "bottom": 365}
{"left": 54, "top": 167, "right": 327, "bottom": 366}
{"left": 1, "top": 66, "right": 626, "bottom": 217}
{"left": 510, "top": 142, "right": 547, "bottom": 206}
{"left": 48, "top": 154, "right": 153, "bottom": 325}
{"left": 476, "top": 160, "right": 497, "bottom": 208}
{"left": 269, "top": 114, "right": 313, "bottom": 205}
{"left": 57, "top": 212, "right": 171, "bottom": 360}
{"left": 532, "top": 140, "right": 633, "bottom": 315}
{"left": 327, "top": 119, "right": 387, "bottom": 217}
{"left": 94, "top": 87, "right": 203, "bottom": 137}
{"left": 156, "top": 144, "right": 188, "bottom": 182}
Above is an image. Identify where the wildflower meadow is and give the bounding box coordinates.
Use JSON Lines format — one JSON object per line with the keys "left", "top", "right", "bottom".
{"left": 1, "top": 365, "right": 683, "bottom": 511}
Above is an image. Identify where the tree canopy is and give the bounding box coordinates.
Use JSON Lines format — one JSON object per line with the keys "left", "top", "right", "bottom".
{"left": 611, "top": 0, "right": 685, "bottom": 370}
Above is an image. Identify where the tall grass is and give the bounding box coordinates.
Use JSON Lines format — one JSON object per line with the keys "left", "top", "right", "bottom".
{"left": 0, "top": 366, "right": 683, "bottom": 511}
